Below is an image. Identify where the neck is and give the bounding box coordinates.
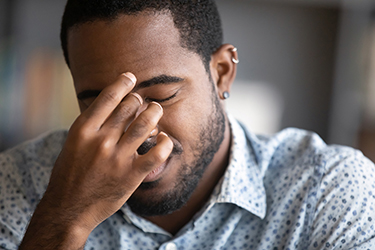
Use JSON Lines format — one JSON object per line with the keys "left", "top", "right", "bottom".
{"left": 144, "top": 116, "right": 232, "bottom": 235}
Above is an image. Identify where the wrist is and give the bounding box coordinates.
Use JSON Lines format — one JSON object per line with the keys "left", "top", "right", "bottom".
{"left": 19, "top": 197, "right": 92, "bottom": 249}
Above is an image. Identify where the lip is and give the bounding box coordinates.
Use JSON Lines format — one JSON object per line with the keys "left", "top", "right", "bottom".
{"left": 143, "top": 158, "right": 170, "bottom": 183}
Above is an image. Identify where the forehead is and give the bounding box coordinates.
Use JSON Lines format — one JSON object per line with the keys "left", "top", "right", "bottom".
{"left": 67, "top": 12, "right": 203, "bottom": 91}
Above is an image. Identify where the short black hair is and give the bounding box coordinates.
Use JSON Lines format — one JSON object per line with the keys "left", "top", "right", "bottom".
{"left": 60, "top": 0, "right": 223, "bottom": 73}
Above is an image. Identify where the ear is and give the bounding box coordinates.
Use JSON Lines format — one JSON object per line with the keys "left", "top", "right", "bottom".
{"left": 210, "top": 44, "right": 238, "bottom": 100}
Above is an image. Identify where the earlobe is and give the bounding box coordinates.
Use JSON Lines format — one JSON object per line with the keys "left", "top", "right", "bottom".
{"left": 210, "top": 44, "right": 238, "bottom": 100}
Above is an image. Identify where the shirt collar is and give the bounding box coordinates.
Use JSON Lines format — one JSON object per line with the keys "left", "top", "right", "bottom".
{"left": 213, "top": 115, "right": 267, "bottom": 219}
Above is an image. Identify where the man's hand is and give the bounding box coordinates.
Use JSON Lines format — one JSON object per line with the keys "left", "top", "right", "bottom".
{"left": 19, "top": 73, "right": 173, "bottom": 249}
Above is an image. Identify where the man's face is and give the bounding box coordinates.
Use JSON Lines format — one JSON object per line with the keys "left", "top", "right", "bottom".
{"left": 67, "top": 12, "right": 226, "bottom": 216}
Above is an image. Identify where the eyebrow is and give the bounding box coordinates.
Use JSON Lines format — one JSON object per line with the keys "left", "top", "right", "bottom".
{"left": 77, "top": 74, "right": 184, "bottom": 100}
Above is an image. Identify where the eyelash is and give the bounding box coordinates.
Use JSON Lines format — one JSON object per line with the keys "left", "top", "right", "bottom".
{"left": 145, "top": 90, "right": 178, "bottom": 103}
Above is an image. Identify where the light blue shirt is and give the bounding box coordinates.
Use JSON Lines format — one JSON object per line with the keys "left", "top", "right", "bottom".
{"left": 1, "top": 116, "right": 375, "bottom": 249}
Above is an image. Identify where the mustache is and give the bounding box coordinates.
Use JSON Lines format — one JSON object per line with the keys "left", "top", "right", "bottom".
{"left": 137, "top": 138, "right": 183, "bottom": 156}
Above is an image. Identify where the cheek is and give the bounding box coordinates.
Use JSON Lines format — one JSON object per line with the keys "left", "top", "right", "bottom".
{"left": 159, "top": 91, "right": 214, "bottom": 147}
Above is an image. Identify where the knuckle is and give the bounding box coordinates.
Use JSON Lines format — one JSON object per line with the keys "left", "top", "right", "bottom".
{"left": 72, "top": 125, "right": 92, "bottom": 141}
{"left": 65, "top": 125, "right": 94, "bottom": 151}
{"left": 71, "top": 115, "right": 89, "bottom": 132}
{"left": 126, "top": 114, "right": 157, "bottom": 141}
{"left": 118, "top": 101, "right": 136, "bottom": 118}
{"left": 109, "top": 102, "right": 136, "bottom": 129}
{"left": 101, "top": 90, "right": 121, "bottom": 104}
{"left": 127, "top": 123, "right": 148, "bottom": 141}
{"left": 97, "top": 137, "right": 114, "bottom": 154}
{"left": 137, "top": 114, "right": 157, "bottom": 128}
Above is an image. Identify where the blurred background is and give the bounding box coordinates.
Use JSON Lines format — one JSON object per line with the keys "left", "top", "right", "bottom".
{"left": 0, "top": 0, "right": 375, "bottom": 162}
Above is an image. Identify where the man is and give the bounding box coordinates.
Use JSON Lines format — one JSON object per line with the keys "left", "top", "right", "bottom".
{"left": 1, "top": 0, "right": 375, "bottom": 249}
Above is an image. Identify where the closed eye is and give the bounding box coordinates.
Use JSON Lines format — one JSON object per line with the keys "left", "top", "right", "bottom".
{"left": 145, "top": 90, "right": 179, "bottom": 103}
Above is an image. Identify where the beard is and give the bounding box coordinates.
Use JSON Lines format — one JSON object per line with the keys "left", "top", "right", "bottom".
{"left": 126, "top": 84, "right": 226, "bottom": 217}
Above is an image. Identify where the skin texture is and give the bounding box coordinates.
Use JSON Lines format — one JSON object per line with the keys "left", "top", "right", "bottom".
{"left": 19, "top": 11, "right": 237, "bottom": 249}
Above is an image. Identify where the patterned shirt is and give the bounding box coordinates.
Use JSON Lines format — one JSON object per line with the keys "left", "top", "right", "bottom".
{"left": 1, "top": 116, "right": 375, "bottom": 250}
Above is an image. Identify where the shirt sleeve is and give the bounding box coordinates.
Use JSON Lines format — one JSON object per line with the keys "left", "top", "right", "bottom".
{"left": 308, "top": 148, "right": 375, "bottom": 249}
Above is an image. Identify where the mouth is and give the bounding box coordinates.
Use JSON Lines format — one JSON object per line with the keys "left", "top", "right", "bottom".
{"left": 142, "top": 157, "right": 170, "bottom": 183}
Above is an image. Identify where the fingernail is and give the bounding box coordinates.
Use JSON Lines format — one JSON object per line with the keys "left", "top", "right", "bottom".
{"left": 159, "top": 131, "right": 168, "bottom": 137}
{"left": 129, "top": 92, "right": 143, "bottom": 105}
{"left": 123, "top": 72, "right": 137, "bottom": 86}
{"left": 150, "top": 127, "right": 159, "bottom": 137}
{"left": 151, "top": 101, "right": 163, "bottom": 113}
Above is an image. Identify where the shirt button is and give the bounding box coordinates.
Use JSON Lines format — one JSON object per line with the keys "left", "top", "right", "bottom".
{"left": 165, "top": 242, "right": 178, "bottom": 250}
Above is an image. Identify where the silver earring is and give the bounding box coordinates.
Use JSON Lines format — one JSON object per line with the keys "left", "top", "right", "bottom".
{"left": 232, "top": 58, "right": 239, "bottom": 64}
{"left": 231, "top": 47, "right": 239, "bottom": 64}
{"left": 222, "top": 91, "right": 230, "bottom": 99}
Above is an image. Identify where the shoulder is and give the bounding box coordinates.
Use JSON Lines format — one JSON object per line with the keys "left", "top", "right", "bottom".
{"left": 249, "top": 127, "right": 364, "bottom": 173}
{"left": 0, "top": 130, "right": 68, "bottom": 249}
{"left": 0, "top": 129, "right": 68, "bottom": 194}
{"left": 0, "top": 130, "right": 67, "bottom": 174}
{"left": 258, "top": 127, "right": 375, "bottom": 210}
{"left": 273, "top": 129, "right": 375, "bottom": 249}
{"left": 266, "top": 127, "right": 374, "bottom": 199}
{"left": 1, "top": 130, "right": 68, "bottom": 162}
{"left": 249, "top": 127, "right": 375, "bottom": 249}
{"left": 308, "top": 145, "right": 375, "bottom": 249}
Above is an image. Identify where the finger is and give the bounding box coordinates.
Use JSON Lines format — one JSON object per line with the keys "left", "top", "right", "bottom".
{"left": 81, "top": 73, "right": 137, "bottom": 129}
{"left": 101, "top": 92, "right": 143, "bottom": 139}
{"left": 119, "top": 102, "right": 163, "bottom": 152}
{"left": 133, "top": 132, "right": 173, "bottom": 175}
